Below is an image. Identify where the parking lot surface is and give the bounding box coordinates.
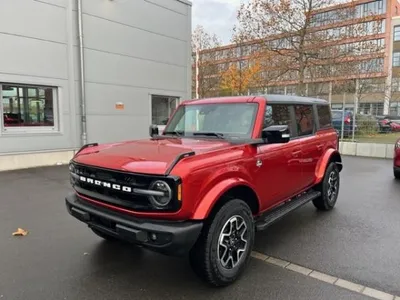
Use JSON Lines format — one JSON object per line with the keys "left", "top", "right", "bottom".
{"left": 0, "top": 156, "right": 399, "bottom": 299}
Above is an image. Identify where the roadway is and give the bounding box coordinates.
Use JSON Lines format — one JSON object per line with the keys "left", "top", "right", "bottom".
{"left": 0, "top": 156, "right": 399, "bottom": 299}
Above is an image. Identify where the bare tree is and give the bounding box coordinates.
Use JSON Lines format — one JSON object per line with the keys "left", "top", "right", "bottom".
{"left": 235, "top": 0, "right": 383, "bottom": 96}
{"left": 192, "top": 25, "right": 223, "bottom": 98}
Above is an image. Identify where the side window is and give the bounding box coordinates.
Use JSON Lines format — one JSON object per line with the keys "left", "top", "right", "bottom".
{"left": 317, "top": 105, "right": 332, "bottom": 129}
{"left": 294, "top": 105, "right": 314, "bottom": 136}
{"left": 264, "top": 104, "right": 292, "bottom": 133}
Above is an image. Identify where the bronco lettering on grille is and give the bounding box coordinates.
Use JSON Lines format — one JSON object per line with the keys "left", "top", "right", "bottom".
{"left": 79, "top": 176, "right": 132, "bottom": 193}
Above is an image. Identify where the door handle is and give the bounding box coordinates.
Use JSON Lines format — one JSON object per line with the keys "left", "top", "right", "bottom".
{"left": 292, "top": 150, "right": 301, "bottom": 157}
{"left": 317, "top": 144, "right": 323, "bottom": 150}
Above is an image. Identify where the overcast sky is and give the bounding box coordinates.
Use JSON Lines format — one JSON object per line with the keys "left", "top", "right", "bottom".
{"left": 192, "top": 0, "right": 248, "bottom": 44}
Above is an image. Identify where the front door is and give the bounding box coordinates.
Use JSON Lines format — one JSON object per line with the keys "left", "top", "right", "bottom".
{"left": 254, "top": 103, "right": 303, "bottom": 210}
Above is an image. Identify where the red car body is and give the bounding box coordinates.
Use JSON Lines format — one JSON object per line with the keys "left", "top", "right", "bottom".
{"left": 71, "top": 96, "right": 340, "bottom": 220}
{"left": 394, "top": 137, "right": 400, "bottom": 179}
{"left": 66, "top": 95, "right": 343, "bottom": 286}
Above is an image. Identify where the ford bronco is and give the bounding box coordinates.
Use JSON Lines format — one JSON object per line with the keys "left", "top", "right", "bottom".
{"left": 66, "top": 95, "right": 342, "bottom": 287}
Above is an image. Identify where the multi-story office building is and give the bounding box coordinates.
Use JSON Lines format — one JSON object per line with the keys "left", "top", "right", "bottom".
{"left": 193, "top": 0, "right": 400, "bottom": 116}
{"left": 0, "top": 0, "right": 192, "bottom": 171}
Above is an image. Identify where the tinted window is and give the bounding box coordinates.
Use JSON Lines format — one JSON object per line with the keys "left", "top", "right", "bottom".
{"left": 332, "top": 111, "right": 342, "bottom": 119}
{"left": 264, "top": 104, "right": 292, "bottom": 133}
{"left": 317, "top": 105, "right": 332, "bottom": 129}
{"left": 294, "top": 105, "right": 314, "bottom": 136}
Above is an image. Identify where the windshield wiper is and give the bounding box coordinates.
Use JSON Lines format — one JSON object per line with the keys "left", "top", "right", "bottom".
{"left": 193, "top": 132, "right": 225, "bottom": 139}
{"left": 163, "top": 130, "right": 184, "bottom": 137}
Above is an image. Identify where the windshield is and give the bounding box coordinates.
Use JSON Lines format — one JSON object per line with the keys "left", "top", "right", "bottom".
{"left": 163, "top": 103, "right": 258, "bottom": 138}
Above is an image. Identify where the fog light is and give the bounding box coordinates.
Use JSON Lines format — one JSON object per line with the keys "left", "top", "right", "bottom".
{"left": 150, "top": 233, "right": 157, "bottom": 241}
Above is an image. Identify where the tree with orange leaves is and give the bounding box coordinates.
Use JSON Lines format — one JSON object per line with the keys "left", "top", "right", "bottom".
{"left": 220, "top": 59, "right": 262, "bottom": 96}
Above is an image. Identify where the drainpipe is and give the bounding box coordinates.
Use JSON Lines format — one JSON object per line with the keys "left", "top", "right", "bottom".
{"left": 77, "top": 0, "right": 87, "bottom": 146}
{"left": 195, "top": 49, "right": 200, "bottom": 99}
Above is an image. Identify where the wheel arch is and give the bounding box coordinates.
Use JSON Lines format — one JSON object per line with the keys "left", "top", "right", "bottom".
{"left": 191, "top": 181, "right": 260, "bottom": 220}
{"left": 314, "top": 149, "right": 343, "bottom": 184}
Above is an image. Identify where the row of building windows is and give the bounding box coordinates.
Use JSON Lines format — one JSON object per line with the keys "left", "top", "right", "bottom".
{"left": 209, "top": 38, "right": 385, "bottom": 76}
{"left": 194, "top": 20, "right": 386, "bottom": 66}
{"left": 317, "top": 19, "right": 385, "bottom": 41}
{"left": 310, "top": 0, "right": 386, "bottom": 27}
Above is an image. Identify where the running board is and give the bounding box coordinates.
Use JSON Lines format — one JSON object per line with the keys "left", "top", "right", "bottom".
{"left": 255, "top": 190, "right": 321, "bottom": 231}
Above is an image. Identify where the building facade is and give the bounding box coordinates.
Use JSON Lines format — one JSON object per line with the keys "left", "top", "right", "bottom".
{"left": 0, "top": 0, "right": 192, "bottom": 171}
{"left": 193, "top": 0, "right": 400, "bottom": 117}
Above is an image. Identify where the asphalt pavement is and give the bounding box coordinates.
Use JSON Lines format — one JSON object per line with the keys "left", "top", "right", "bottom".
{"left": 0, "top": 156, "right": 399, "bottom": 300}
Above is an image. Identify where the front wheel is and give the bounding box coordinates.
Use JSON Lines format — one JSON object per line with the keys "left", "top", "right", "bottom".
{"left": 313, "top": 162, "right": 340, "bottom": 211}
{"left": 189, "top": 199, "right": 255, "bottom": 287}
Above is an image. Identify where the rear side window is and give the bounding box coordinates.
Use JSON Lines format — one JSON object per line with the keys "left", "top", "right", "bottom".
{"left": 264, "top": 104, "right": 292, "bottom": 133}
{"left": 317, "top": 105, "right": 332, "bottom": 129}
{"left": 294, "top": 105, "right": 314, "bottom": 136}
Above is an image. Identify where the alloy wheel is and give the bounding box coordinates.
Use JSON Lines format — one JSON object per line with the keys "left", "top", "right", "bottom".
{"left": 217, "top": 215, "right": 248, "bottom": 269}
{"left": 327, "top": 170, "right": 338, "bottom": 204}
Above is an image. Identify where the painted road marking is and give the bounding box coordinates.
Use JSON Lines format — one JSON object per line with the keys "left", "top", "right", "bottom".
{"left": 251, "top": 251, "right": 399, "bottom": 300}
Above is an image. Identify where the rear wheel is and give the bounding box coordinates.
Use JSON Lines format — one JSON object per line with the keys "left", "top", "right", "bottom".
{"left": 189, "top": 199, "right": 255, "bottom": 287}
{"left": 394, "top": 168, "right": 400, "bottom": 180}
{"left": 313, "top": 162, "right": 340, "bottom": 211}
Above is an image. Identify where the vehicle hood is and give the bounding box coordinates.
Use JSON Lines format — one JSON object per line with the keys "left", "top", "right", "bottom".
{"left": 72, "top": 138, "right": 233, "bottom": 175}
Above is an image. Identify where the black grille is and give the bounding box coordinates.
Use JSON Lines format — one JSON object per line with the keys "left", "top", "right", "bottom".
{"left": 70, "top": 163, "right": 179, "bottom": 212}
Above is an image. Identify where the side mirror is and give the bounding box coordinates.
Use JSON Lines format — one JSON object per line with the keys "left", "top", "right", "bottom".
{"left": 261, "top": 125, "right": 290, "bottom": 144}
{"left": 149, "top": 124, "right": 159, "bottom": 137}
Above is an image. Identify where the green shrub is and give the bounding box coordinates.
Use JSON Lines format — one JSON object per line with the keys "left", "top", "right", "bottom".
{"left": 355, "top": 114, "right": 379, "bottom": 136}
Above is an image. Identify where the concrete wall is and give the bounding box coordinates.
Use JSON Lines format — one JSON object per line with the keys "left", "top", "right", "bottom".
{"left": 0, "top": 0, "right": 192, "bottom": 158}
{"left": 340, "top": 141, "right": 396, "bottom": 159}
{"left": 0, "top": 0, "right": 78, "bottom": 154}
{"left": 74, "top": 0, "right": 192, "bottom": 144}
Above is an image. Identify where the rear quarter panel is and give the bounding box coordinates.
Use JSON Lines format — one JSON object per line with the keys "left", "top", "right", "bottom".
{"left": 395, "top": 139, "right": 400, "bottom": 167}
{"left": 314, "top": 128, "right": 341, "bottom": 184}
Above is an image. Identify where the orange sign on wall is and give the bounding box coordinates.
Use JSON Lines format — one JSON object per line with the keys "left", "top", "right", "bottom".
{"left": 115, "top": 102, "right": 124, "bottom": 110}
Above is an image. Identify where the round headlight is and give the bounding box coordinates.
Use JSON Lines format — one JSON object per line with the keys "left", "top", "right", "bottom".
{"left": 148, "top": 180, "right": 172, "bottom": 208}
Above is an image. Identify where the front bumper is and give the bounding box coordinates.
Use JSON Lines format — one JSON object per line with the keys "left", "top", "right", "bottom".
{"left": 65, "top": 193, "right": 203, "bottom": 257}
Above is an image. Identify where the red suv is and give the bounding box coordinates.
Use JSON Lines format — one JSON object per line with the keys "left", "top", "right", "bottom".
{"left": 394, "top": 137, "right": 400, "bottom": 179}
{"left": 66, "top": 95, "right": 342, "bottom": 286}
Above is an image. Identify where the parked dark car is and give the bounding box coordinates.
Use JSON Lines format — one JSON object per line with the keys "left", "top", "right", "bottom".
{"left": 331, "top": 109, "right": 356, "bottom": 138}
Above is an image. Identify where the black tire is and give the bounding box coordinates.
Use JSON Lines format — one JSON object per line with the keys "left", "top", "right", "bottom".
{"left": 189, "top": 199, "right": 255, "bottom": 287}
{"left": 313, "top": 162, "right": 340, "bottom": 211}
{"left": 91, "top": 228, "right": 118, "bottom": 242}
{"left": 394, "top": 169, "right": 400, "bottom": 180}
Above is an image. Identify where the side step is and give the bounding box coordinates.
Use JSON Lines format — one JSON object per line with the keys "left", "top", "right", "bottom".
{"left": 255, "top": 190, "right": 321, "bottom": 231}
